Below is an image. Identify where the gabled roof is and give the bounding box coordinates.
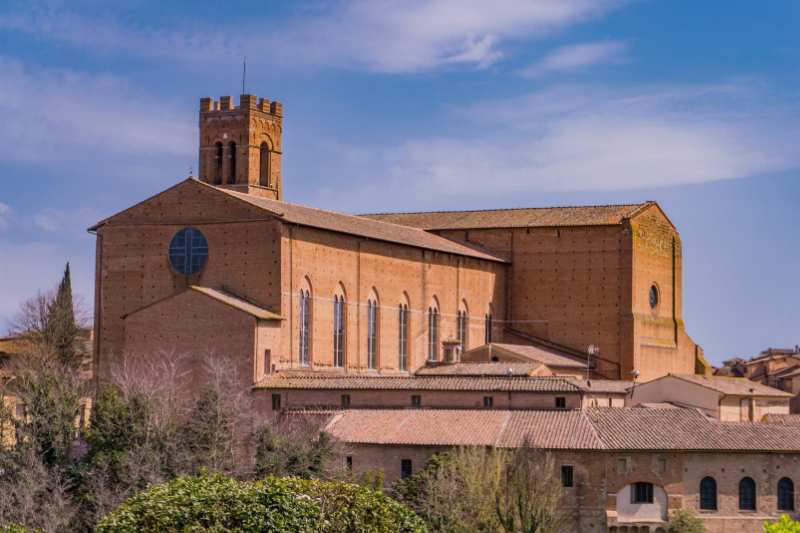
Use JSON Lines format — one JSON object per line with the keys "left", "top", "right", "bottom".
{"left": 90, "top": 179, "right": 506, "bottom": 263}
{"left": 124, "top": 286, "right": 281, "bottom": 321}
{"left": 665, "top": 373, "right": 792, "bottom": 398}
{"left": 414, "top": 362, "right": 544, "bottom": 377}
{"left": 255, "top": 374, "right": 582, "bottom": 393}
{"left": 360, "top": 202, "right": 655, "bottom": 230}
{"left": 323, "top": 407, "right": 800, "bottom": 452}
{"left": 477, "top": 343, "right": 588, "bottom": 369}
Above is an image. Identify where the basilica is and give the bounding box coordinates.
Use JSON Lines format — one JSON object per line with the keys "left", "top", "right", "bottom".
{"left": 88, "top": 94, "right": 799, "bottom": 532}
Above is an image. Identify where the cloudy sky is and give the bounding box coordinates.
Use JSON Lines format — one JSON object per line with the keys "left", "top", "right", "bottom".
{"left": 0, "top": 0, "right": 798, "bottom": 364}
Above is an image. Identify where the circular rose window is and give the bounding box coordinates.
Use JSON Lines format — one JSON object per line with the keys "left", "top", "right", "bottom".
{"left": 168, "top": 227, "right": 209, "bottom": 275}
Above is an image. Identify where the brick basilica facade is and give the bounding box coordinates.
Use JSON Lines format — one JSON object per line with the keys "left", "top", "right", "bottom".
{"left": 88, "top": 94, "right": 800, "bottom": 532}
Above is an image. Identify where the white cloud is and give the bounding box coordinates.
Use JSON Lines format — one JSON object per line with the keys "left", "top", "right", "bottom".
{"left": 0, "top": 202, "right": 10, "bottom": 230}
{"left": 0, "top": 0, "right": 627, "bottom": 73}
{"left": 0, "top": 57, "right": 193, "bottom": 168}
{"left": 32, "top": 207, "right": 101, "bottom": 237}
{"left": 519, "top": 40, "right": 628, "bottom": 78}
{"left": 301, "top": 82, "right": 800, "bottom": 210}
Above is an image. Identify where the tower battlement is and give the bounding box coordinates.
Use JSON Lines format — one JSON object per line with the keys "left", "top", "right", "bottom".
{"left": 200, "top": 95, "right": 283, "bottom": 117}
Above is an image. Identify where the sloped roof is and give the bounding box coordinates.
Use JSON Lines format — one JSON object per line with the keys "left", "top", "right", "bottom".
{"left": 216, "top": 184, "right": 505, "bottom": 263}
{"left": 360, "top": 202, "right": 653, "bottom": 230}
{"left": 763, "top": 414, "right": 800, "bottom": 426}
{"left": 667, "top": 374, "right": 792, "bottom": 398}
{"left": 572, "top": 379, "right": 632, "bottom": 394}
{"left": 415, "top": 362, "right": 544, "bottom": 377}
{"left": 323, "top": 407, "right": 800, "bottom": 452}
{"left": 124, "top": 286, "right": 281, "bottom": 321}
{"left": 486, "top": 343, "right": 588, "bottom": 369}
{"left": 255, "top": 374, "right": 581, "bottom": 393}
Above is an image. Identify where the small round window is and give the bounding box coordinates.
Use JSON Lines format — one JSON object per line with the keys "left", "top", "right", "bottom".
{"left": 169, "top": 227, "right": 208, "bottom": 275}
{"left": 649, "top": 284, "right": 659, "bottom": 309}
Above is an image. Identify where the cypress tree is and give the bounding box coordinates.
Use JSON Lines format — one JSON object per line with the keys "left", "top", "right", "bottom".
{"left": 45, "top": 262, "right": 80, "bottom": 366}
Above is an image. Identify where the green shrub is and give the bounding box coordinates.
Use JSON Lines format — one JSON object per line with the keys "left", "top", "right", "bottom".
{"left": 0, "top": 526, "right": 43, "bottom": 533}
{"left": 96, "top": 471, "right": 321, "bottom": 532}
{"left": 273, "top": 476, "right": 427, "bottom": 533}
{"left": 765, "top": 515, "right": 800, "bottom": 532}
{"left": 667, "top": 509, "right": 705, "bottom": 533}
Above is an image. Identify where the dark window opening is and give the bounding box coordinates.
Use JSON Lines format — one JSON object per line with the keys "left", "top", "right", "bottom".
{"left": 739, "top": 477, "right": 756, "bottom": 511}
{"left": 345, "top": 456, "right": 353, "bottom": 471}
{"left": 367, "top": 299, "right": 378, "bottom": 369}
{"left": 398, "top": 304, "right": 409, "bottom": 371}
{"left": 264, "top": 350, "right": 272, "bottom": 375}
{"left": 259, "top": 141, "right": 271, "bottom": 187}
{"left": 485, "top": 314, "right": 493, "bottom": 344}
{"left": 649, "top": 284, "right": 659, "bottom": 309}
{"left": 401, "top": 459, "right": 413, "bottom": 479}
{"left": 428, "top": 307, "right": 439, "bottom": 361}
{"left": 271, "top": 394, "right": 281, "bottom": 411}
{"left": 631, "top": 482, "right": 654, "bottom": 504}
{"left": 700, "top": 476, "right": 717, "bottom": 510}
{"left": 411, "top": 395, "right": 421, "bottom": 407}
{"left": 228, "top": 141, "right": 237, "bottom": 184}
{"left": 214, "top": 142, "right": 223, "bottom": 184}
{"left": 483, "top": 396, "right": 493, "bottom": 408}
{"left": 555, "top": 396, "right": 567, "bottom": 409}
{"left": 561, "top": 465, "right": 574, "bottom": 488}
{"left": 333, "top": 295, "right": 345, "bottom": 368}
{"left": 341, "top": 394, "right": 351, "bottom": 408}
{"left": 778, "top": 477, "right": 794, "bottom": 511}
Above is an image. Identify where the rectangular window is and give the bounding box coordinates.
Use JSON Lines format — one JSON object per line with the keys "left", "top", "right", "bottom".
{"left": 458, "top": 311, "right": 468, "bottom": 351}
{"left": 616, "top": 458, "right": 628, "bottom": 475}
{"left": 341, "top": 394, "right": 351, "bottom": 408}
{"left": 631, "top": 482, "right": 654, "bottom": 504}
{"left": 271, "top": 394, "right": 281, "bottom": 411}
{"left": 299, "top": 290, "right": 311, "bottom": 367}
{"left": 656, "top": 457, "right": 666, "bottom": 474}
{"left": 561, "top": 465, "right": 574, "bottom": 488}
{"left": 333, "top": 297, "right": 345, "bottom": 368}
{"left": 485, "top": 314, "right": 492, "bottom": 344}
{"left": 398, "top": 305, "right": 408, "bottom": 371}
{"left": 264, "top": 349, "right": 272, "bottom": 376}
{"left": 411, "top": 395, "right": 421, "bottom": 407}
{"left": 483, "top": 396, "right": 493, "bottom": 408}
{"left": 428, "top": 309, "right": 439, "bottom": 361}
{"left": 555, "top": 396, "right": 567, "bottom": 409}
{"left": 345, "top": 456, "right": 353, "bottom": 471}
{"left": 401, "top": 459, "right": 413, "bottom": 479}
{"left": 14, "top": 402, "right": 25, "bottom": 419}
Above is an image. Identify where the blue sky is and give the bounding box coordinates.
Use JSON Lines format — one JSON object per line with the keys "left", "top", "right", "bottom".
{"left": 0, "top": 0, "right": 797, "bottom": 364}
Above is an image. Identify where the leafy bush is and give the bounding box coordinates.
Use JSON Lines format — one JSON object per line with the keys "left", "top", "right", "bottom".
{"left": 666, "top": 509, "right": 705, "bottom": 533}
{"left": 274, "top": 477, "right": 427, "bottom": 533}
{"left": 0, "top": 526, "right": 43, "bottom": 533}
{"left": 765, "top": 515, "right": 800, "bottom": 532}
{"left": 96, "top": 471, "right": 320, "bottom": 532}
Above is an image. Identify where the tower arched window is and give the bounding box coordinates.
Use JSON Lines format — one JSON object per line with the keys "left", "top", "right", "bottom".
{"left": 333, "top": 294, "right": 346, "bottom": 368}
{"left": 428, "top": 304, "right": 439, "bottom": 362}
{"left": 778, "top": 478, "right": 795, "bottom": 511}
{"left": 398, "top": 299, "right": 409, "bottom": 371}
{"left": 367, "top": 292, "right": 379, "bottom": 370}
{"left": 228, "top": 141, "right": 237, "bottom": 184}
{"left": 259, "top": 141, "right": 271, "bottom": 187}
{"left": 700, "top": 477, "right": 717, "bottom": 510}
{"left": 739, "top": 477, "right": 756, "bottom": 511}
{"left": 214, "top": 142, "right": 223, "bottom": 184}
{"left": 299, "top": 288, "right": 312, "bottom": 367}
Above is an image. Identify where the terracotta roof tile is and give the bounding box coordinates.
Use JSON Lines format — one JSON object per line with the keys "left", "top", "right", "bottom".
{"left": 763, "top": 414, "right": 800, "bottom": 426}
{"left": 255, "top": 374, "right": 581, "bottom": 392}
{"left": 573, "top": 379, "right": 633, "bottom": 394}
{"left": 215, "top": 185, "right": 506, "bottom": 263}
{"left": 487, "top": 343, "right": 588, "bottom": 369}
{"left": 190, "top": 286, "right": 282, "bottom": 320}
{"left": 668, "top": 374, "right": 792, "bottom": 398}
{"left": 414, "top": 362, "right": 543, "bottom": 377}
{"left": 360, "top": 203, "right": 651, "bottom": 230}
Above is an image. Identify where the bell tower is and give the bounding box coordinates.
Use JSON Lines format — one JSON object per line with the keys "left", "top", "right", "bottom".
{"left": 198, "top": 94, "right": 283, "bottom": 200}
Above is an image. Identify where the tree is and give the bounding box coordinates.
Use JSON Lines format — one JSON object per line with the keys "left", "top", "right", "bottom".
{"left": 666, "top": 509, "right": 705, "bottom": 533}
{"left": 255, "top": 417, "right": 341, "bottom": 479}
{"left": 765, "top": 515, "right": 800, "bottom": 532}
{"left": 44, "top": 263, "right": 80, "bottom": 367}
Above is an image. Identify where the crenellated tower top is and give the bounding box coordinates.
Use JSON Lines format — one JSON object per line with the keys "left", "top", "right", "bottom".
{"left": 198, "top": 94, "right": 283, "bottom": 200}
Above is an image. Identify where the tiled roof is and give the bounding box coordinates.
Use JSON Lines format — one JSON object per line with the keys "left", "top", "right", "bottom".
{"left": 414, "top": 362, "right": 543, "bottom": 377}
{"left": 324, "top": 409, "right": 602, "bottom": 449}
{"left": 573, "top": 379, "right": 632, "bottom": 394}
{"left": 667, "top": 374, "right": 792, "bottom": 398}
{"left": 763, "top": 414, "right": 800, "bottom": 426}
{"left": 255, "top": 374, "right": 582, "bottom": 392}
{"left": 487, "top": 343, "right": 588, "bottom": 369}
{"left": 360, "top": 203, "right": 652, "bottom": 230}
{"left": 324, "top": 407, "right": 800, "bottom": 452}
{"left": 215, "top": 184, "right": 506, "bottom": 263}
{"left": 189, "top": 286, "right": 282, "bottom": 320}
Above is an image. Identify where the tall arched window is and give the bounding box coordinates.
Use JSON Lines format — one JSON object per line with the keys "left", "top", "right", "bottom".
{"left": 228, "top": 141, "right": 237, "bottom": 184}
{"left": 739, "top": 477, "right": 756, "bottom": 511}
{"left": 398, "top": 300, "right": 409, "bottom": 371}
{"left": 457, "top": 303, "right": 468, "bottom": 351}
{"left": 778, "top": 478, "right": 795, "bottom": 511}
{"left": 214, "top": 142, "right": 223, "bottom": 184}
{"left": 259, "top": 141, "right": 271, "bottom": 187}
{"left": 700, "top": 477, "right": 717, "bottom": 510}
{"left": 299, "top": 288, "right": 311, "bottom": 367}
{"left": 333, "top": 294, "right": 346, "bottom": 368}
{"left": 367, "top": 292, "right": 379, "bottom": 370}
{"left": 484, "top": 312, "right": 493, "bottom": 344}
{"left": 428, "top": 304, "right": 439, "bottom": 362}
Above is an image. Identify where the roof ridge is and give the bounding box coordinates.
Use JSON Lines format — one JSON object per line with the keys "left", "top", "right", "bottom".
{"left": 359, "top": 201, "right": 652, "bottom": 218}
{"left": 581, "top": 409, "right": 608, "bottom": 450}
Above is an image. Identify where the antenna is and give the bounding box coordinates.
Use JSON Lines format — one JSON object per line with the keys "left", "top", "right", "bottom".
{"left": 242, "top": 56, "right": 247, "bottom": 94}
